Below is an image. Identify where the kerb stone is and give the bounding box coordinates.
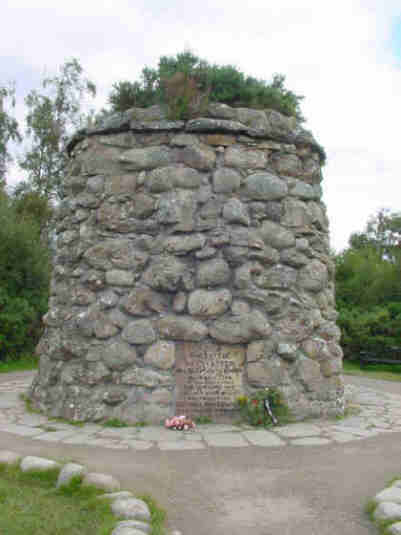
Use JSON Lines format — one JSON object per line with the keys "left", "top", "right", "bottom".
{"left": 20, "top": 456, "right": 61, "bottom": 473}
{"left": 111, "top": 497, "right": 151, "bottom": 521}
{"left": 83, "top": 472, "right": 121, "bottom": 492}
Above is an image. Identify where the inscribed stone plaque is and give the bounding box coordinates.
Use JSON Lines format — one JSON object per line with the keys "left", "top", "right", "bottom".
{"left": 175, "top": 342, "right": 245, "bottom": 418}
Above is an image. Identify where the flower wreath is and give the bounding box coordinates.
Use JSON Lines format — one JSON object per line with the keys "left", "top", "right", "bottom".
{"left": 165, "top": 415, "right": 196, "bottom": 431}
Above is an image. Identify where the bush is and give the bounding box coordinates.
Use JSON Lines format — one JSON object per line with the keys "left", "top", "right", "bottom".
{"left": 236, "top": 388, "right": 290, "bottom": 427}
{"left": 0, "top": 196, "right": 50, "bottom": 360}
{"left": 335, "top": 236, "right": 401, "bottom": 359}
{"left": 108, "top": 50, "right": 304, "bottom": 121}
{"left": 335, "top": 246, "right": 401, "bottom": 308}
{"left": 337, "top": 304, "right": 401, "bottom": 359}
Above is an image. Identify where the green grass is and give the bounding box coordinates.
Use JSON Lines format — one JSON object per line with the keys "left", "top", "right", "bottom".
{"left": 102, "top": 418, "right": 128, "bottom": 428}
{"left": 49, "top": 417, "right": 86, "bottom": 427}
{"left": 20, "top": 394, "right": 87, "bottom": 427}
{"left": 102, "top": 419, "right": 148, "bottom": 428}
{"left": 365, "top": 477, "right": 401, "bottom": 535}
{"left": 0, "top": 355, "right": 38, "bottom": 373}
{"left": 365, "top": 497, "right": 397, "bottom": 535}
{"left": 138, "top": 494, "right": 167, "bottom": 535}
{"left": 334, "top": 404, "right": 361, "bottom": 421}
{"left": 0, "top": 464, "right": 116, "bottom": 535}
{"left": 385, "top": 476, "right": 401, "bottom": 488}
{"left": 343, "top": 360, "right": 401, "bottom": 382}
{"left": 19, "top": 394, "right": 42, "bottom": 415}
{"left": 194, "top": 415, "right": 213, "bottom": 425}
{"left": 0, "top": 464, "right": 168, "bottom": 535}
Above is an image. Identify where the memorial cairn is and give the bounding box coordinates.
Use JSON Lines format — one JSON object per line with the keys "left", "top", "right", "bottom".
{"left": 29, "top": 102, "right": 344, "bottom": 425}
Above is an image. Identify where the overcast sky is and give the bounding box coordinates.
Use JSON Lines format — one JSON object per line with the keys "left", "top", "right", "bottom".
{"left": 3, "top": 0, "right": 401, "bottom": 252}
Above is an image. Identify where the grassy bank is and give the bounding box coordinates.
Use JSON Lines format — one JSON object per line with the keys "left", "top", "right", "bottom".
{"left": 343, "top": 360, "right": 401, "bottom": 382}
{"left": 0, "top": 464, "right": 116, "bottom": 535}
{"left": 0, "top": 355, "right": 38, "bottom": 374}
{"left": 0, "top": 463, "right": 167, "bottom": 535}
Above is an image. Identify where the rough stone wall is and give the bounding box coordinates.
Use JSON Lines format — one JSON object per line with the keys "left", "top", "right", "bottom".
{"left": 29, "top": 103, "right": 344, "bottom": 424}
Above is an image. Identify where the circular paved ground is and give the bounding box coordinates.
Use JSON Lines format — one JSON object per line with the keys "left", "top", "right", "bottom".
{"left": 0, "top": 371, "right": 399, "bottom": 534}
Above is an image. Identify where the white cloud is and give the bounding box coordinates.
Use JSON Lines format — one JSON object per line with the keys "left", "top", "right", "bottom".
{"left": 2, "top": 0, "right": 401, "bottom": 250}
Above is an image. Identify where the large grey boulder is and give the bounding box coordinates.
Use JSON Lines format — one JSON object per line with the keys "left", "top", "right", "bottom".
{"left": 156, "top": 315, "right": 208, "bottom": 341}
{"left": 213, "top": 168, "right": 241, "bottom": 193}
{"left": 260, "top": 221, "right": 295, "bottom": 249}
{"left": 225, "top": 146, "right": 267, "bottom": 169}
{"left": 82, "top": 472, "right": 121, "bottom": 492}
{"left": 144, "top": 341, "right": 176, "bottom": 369}
{"left": 122, "top": 320, "right": 156, "bottom": 345}
{"left": 373, "top": 502, "right": 401, "bottom": 523}
{"left": 188, "top": 289, "right": 232, "bottom": 317}
{"left": 99, "top": 340, "right": 137, "bottom": 371}
{"left": 119, "top": 147, "right": 173, "bottom": 170}
{"left": 112, "top": 520, "right": 151, "bottom": 534}
{"left": 243, "top": 172, "right": 288, "bottom": 200}
{"left": 210, "top": 310, "right": 271, "bottom": 343}
{"left": 111, "top": 497, "right": 151, "bottom": 521}
{"left": 142, "top": 256, "right": 186, "bottom": 291}
{"left": 196, "top": 258, "right": 230, "bottom": 287}
{"left": 57, "top": 463, "right": 87, "bottom": 488}
{"left": 20, "top": 456, "right": 60, "bottom": 473}
{"left": 374, "top": 488, "right": 401, "bottom": 506}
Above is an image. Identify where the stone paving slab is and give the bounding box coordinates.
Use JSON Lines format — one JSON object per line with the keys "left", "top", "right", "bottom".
{"left": 137, "top": 428, "right": 187, "bottom": 441}
{"left": 61, "top": 434, "right": 103, "bottom": 445}
{"left": 32, "top": 430, "right": 79, "bottom": 442}
{"left": 290, "top": 437, "right": 332, "bottom": 446}
{"left": 158, "top": 441, "right": 206, "bottom": 451}
{"left": 203, "top": 432, "right": 249, "bottom": 447}
{"left": 97, "top": 428, "right": 140, "bottom": 439}
{"left": 0, "top": 423, "right": 44, "bottom": 436}
{"left": 327, "top": 432, "right": 363, "bottom": 443}
{"left": 333, "top": 416, "right": 368, "bottom": 428}
{"left": 275, "top": 423, "right": 322, "bottom": 438}
{"left": 120, "top": 440, "right": 154, "bottom": 450}
{"left": 183, "top": 433, "right": 203, "bottom": 441}
{"left": 193, "top": 424, "right": 244, "bottom": 433}
{"left": 0, "top": 395, "right": 22, "bottom": 408}
{"left": 17, "top": 414, "right": 50, "bottom": 426}
{"left": 242, "top": 430, "right": 285, "bottom": 447}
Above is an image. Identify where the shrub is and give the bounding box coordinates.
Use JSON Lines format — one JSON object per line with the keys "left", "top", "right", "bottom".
{"left": 335, "top": 236, "right": 401, "bottom": 359}
{"left": 337, "top": 304, "right": 401, "bottom": 359}
{"left": 236, "top": 388, "right": 290, "bottom": 427}
{"left": 108, "top": 50, "right": 304, "bottom": 121}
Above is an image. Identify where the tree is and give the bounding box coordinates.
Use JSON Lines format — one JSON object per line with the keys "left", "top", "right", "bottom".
{"left": 12, "top": 189, "right": 53, "bottom": 234}
{"left": 0, "top": 83, "right": 21, "bottom": 187}
{"left": 349, "top": 208, "right": 401, "bottom": 264}
{"left": 108, "top": 50, "right": 304, "bottom": 121}
{"left": 336, "top": 208, "right": 401, "bottom": 358}
{"left": 18, "top": 58, "right": 96, "bottom": 200}
{"left": 335, "top": 246, "right": 401, "bottom": 308}
{"left": 0, "top": 193, "right": 50, "bottom": 360}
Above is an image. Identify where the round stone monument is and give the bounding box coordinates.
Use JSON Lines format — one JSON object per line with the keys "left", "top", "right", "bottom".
{"left": 29, "top": 102, "right": 344, "bottom": 423}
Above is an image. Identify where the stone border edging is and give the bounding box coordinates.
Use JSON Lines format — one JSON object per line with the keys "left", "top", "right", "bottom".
{"left": 0, "top": 450, "right": 182, "bottom": 535}
{"left": 369, "top": 481, "right": 401, "bottom": 534}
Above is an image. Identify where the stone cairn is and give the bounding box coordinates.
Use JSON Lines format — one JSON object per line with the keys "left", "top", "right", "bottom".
{"left": 29, "top": 103, "right": 344, "bottom": 424}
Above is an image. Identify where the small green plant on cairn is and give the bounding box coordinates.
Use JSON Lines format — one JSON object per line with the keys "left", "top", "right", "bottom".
{"left": 236, "top": 388, "right": 290, "bottom": 428}
{"left": 163, "top": 71, "right": 210, "bottom": 120}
